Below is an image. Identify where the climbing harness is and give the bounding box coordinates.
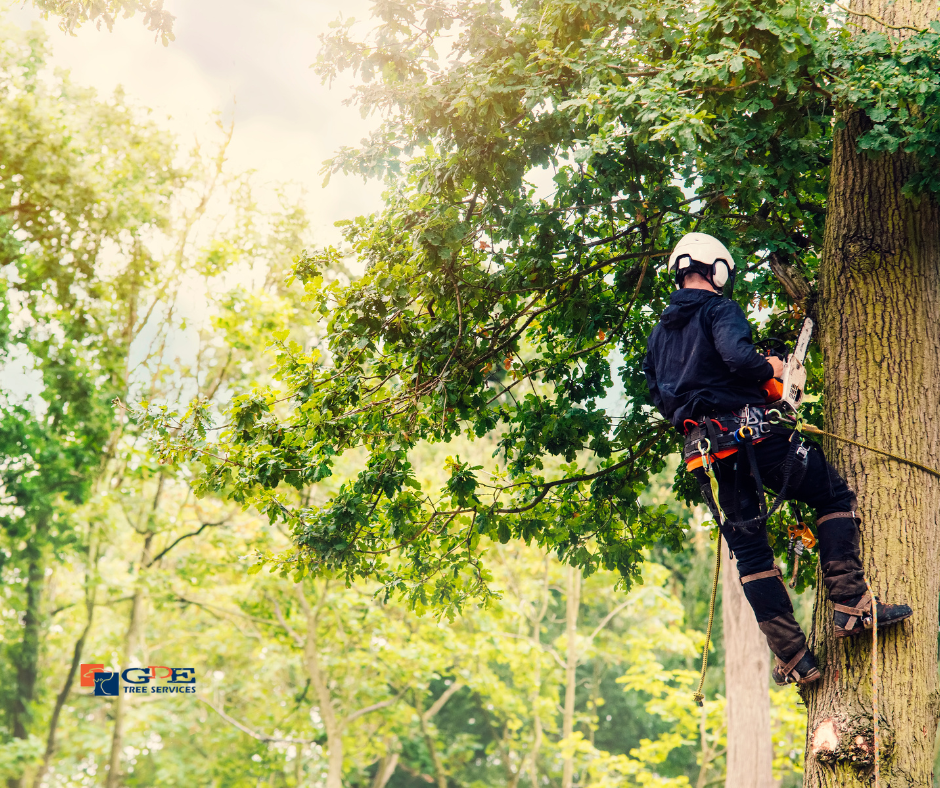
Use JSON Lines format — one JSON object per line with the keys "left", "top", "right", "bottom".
{"left": 684, "top": 406, "right": 811, "bottom": 535}
{"left": 685, "top": 317, "right": 934, "bottom": 710}
{"left": 692, "top": 535, "right": 722, "bottom": 707}
{"left": 695, "top": 439, "right": 725, "bottom": 523}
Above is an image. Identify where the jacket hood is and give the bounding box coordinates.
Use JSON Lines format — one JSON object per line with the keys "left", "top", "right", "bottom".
{"left": 659, "top": 288, "right": 720, "bottom": 330}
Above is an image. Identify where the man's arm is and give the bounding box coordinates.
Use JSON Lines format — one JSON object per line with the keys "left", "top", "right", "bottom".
{"left": 709, "top": 301, "right": 776, "bottom": 381}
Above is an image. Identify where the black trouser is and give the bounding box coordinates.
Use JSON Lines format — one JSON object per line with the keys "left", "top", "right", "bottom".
{"left": 692, "top": 434, "right": 866, "bottom": 660}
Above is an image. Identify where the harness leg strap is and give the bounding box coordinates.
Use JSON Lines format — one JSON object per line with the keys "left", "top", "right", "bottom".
{"left": 740, "top": 567, "right": 784, "bottom": 586}
{"left": 833, "top": 591, "right": 873, "bottom": 633}
{"left": 777, "top": 645, "right": 808, "bottom": 679}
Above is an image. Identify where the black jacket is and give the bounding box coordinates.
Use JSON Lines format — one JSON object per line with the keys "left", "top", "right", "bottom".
{"left": 643, "top": 289, "right": 774, "bottom": 429}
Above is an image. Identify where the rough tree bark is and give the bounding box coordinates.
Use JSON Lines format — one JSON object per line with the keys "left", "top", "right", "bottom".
{"left": 722, "top": 540, "right": 776, "bottom": 788}
{"left": 805, "top": 0, "right": 940, "bottom": 783}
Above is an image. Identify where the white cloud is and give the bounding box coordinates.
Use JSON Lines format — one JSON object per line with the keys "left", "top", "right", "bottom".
{"left": 10, "top": 0, "right": 386, "bottom": 245}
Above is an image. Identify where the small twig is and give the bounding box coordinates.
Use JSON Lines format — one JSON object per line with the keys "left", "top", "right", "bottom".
{"left": 198, "top": 696, "right": 317, "bottom": 744}
{"left": 176, "top": 596, "right": 274, "bottom": 627}
{"left": 50, "top": 595, "right": 134, "bottom": 618}
{"left": 147, "top": 517, "right": 231, "bottom": 566}
{"left": 267, "top": 593, "right": 306, "bottom": 649}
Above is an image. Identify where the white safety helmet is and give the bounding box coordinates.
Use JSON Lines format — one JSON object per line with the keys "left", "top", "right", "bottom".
{"left": 668, "top": 232, "right": 736, "bottom": 291}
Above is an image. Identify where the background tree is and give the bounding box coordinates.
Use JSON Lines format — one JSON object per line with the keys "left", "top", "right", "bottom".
{"left": 0, "top": 23, "right": 179, "bottom": 784}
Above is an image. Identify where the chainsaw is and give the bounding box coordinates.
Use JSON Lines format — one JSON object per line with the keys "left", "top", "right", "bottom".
{"left": 758, "top": 317, "right": 813, "bottom": 412}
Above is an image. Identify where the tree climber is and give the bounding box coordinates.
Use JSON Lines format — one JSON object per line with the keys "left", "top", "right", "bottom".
{"left": 642, "top": 233, "right": 912, "bottom": 686}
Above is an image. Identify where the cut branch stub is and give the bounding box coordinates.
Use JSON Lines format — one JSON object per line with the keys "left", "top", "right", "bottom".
{"left": 810, "top": 714, "right": 893, "bottom": 769}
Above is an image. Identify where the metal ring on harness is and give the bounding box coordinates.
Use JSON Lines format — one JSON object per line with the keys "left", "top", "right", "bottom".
{"left": 697, "top": 438, "right": 711, "bottom": 455}
{"left": 735, "top": 425, "right": 754, "bottom": 442}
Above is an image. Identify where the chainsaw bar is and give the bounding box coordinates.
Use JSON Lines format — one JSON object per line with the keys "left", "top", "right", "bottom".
{"left": 792, "top": 318, "right": 813, "bottom": 366}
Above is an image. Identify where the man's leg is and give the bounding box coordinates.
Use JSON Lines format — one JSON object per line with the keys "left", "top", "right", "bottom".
{"left": 693, "top": 458, "right": 818, "bottom": 685}
{"left": 751, "top": 436, "right": 866, "bottom": 602}
{"left": 753, "top": 435, "right": 911, "bottom": 636}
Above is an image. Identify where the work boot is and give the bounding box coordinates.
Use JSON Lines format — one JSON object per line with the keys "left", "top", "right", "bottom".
{"left": 772, "top": 647, "right": 822, "bottom": 686}
{"left": 741, "top": 567, "right": 822, "bottom": 687}
{"left": 815, "top": 513, "right": 913, "bottom": 637}
{"left": 833, "top": 590, "right": 913, "bottom": 638}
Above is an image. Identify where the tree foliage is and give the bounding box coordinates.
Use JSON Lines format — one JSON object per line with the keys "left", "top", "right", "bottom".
{"left": 134, "top": 0, "right": 940, "bottom": 614}
{"left": 30, "top": 0, "right": 174, "bottom": 44}
{"left": 0, "top": 13, "right": 818, "bottom": 788}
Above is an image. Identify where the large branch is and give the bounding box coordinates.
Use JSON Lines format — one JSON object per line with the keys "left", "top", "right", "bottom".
{"left": 768, "top": 252, "right": 813, "bottom": 312}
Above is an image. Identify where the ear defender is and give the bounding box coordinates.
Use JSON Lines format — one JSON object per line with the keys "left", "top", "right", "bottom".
{"left": 668, "top": 233, "right": 737, "bottom": 292}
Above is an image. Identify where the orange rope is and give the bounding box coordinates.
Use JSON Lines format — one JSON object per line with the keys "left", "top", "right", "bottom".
{"left": 865, "top": 577, "right": 879, "bottom": 787}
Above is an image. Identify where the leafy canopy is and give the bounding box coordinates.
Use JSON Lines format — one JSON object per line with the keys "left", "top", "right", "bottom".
{"left": 136, "top": 0, "right": 940, "bottom": 614}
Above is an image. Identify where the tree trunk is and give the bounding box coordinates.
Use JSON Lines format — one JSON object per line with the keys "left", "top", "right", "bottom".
{"left": 416, "top": 695, "right": 448, "bottom": 788}
{"left": 106, "top": 587, "right": 145, "bottom": 788}
{"left": 34, "top": 533, "right": 99, "bottom": 788}
{"left": 297, "top": 584, "right": 344, "bottom": 788}
{"left": 34, "top": 594, "right": 96, "bottom": 788}
{"left": 561, "top": 566, "right": 581, "bottom": 788}
{"left": 722, "top": 540, "right": 776, "bottom": 788}
{"left": 370, "top": 740, "right": 399, "bottom": 788}
{"left": 8, "top": 518, "right": 48, "bottom": 788}
{"left": 529, "top": 559, "right": 549, "bottom": 788}
{"left": 806, "top": 1, "right": 940, "bottom": 781}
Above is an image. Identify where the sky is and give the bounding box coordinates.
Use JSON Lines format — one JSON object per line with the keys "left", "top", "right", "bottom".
{"left": 10, "top": 0, "right": 386, "bottom": 244}
{"left": 6, "top": 0, "right": 393, "bottom": 402}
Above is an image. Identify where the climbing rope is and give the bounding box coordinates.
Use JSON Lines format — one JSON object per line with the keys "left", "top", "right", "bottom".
{"left": 800, "top": 424, "right": 940, "bottom": 480}
{"left": 865, "top": 576, "right": 880, "bottom": 788}
{"left": 693, "top": 534, "right": 722, "bottom": 707}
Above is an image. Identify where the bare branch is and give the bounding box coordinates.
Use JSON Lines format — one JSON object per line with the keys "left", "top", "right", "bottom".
{"left": 768, "top": 252, "right": 813, "bottom": 310}
{"left": 267, "top": 593, "right": 306, "bottom": 649}
{"left": 423, "top": 681, "right": 464, "bottom": 721}
{"left": 198, "top": 697, "right": 316, "bottom": 744}
{"left": 586, "top": 599, "right": 632, "bottom": 644}
{"left": 147, "top": 517, "right": 231, "bottom": 567}
{"left": 342, "top": 694, "right": 402, "bottom": 727}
